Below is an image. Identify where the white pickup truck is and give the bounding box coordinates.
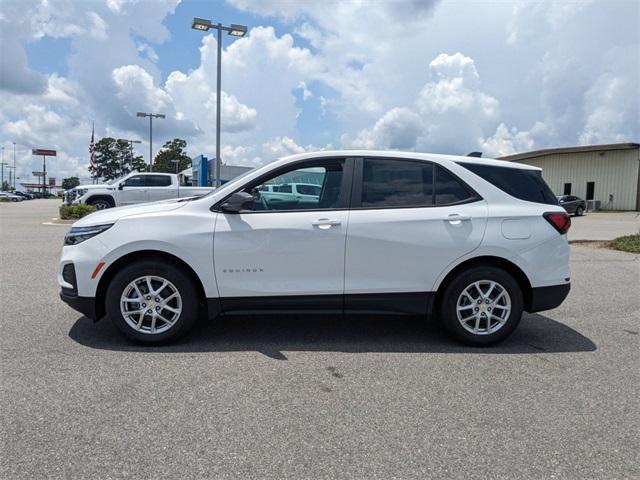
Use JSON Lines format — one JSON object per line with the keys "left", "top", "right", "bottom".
{"left": 63, "top": 172, "right": 214, "bottom": 209}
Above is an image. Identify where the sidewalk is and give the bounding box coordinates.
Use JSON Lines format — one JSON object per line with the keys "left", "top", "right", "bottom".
{"left": 568, "top": 211, "right": 640, "bottom": 241}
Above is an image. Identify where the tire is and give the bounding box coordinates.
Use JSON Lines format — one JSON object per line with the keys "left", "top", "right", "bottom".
{"left": 575, "top": 206, "right": 584, "bottom": 216}
{"left": 439, "top": 266, "right": 524, "bottom": 346}
{"left": 88, "top": 197, "right": 113, "bottom": 210}
{"left": 105, "top": 260, "right": 200, "bottom": 344}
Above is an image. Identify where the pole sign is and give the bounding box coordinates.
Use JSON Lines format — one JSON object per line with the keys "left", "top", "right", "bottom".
{"left": 32, "top": 149, "right": 57, "bottom": 156}
{"left": 32, "top": 171, "right": 45, "bottom": 177}
{"left": 49, "top": 177, "right": 56, "bottom": 187}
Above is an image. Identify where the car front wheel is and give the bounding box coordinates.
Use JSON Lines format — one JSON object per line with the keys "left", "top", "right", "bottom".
{"left": 440, "top": 266, "right": 523, "bottom": 346}
{"left": 105, "top": 260, "right": 199, "bottom": 344}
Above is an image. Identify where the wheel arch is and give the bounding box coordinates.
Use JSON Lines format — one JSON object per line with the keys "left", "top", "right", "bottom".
{"left": 433, "top": 256, "right": 534, "bottom": 314}
{"left": 86, "top": 194, "right": 115, "bottom": 208}
{"left": 94, "top": 249, "right": 207, "bottom": 320}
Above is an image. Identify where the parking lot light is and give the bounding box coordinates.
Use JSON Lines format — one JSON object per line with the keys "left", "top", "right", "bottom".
{"left": 191, "top": 17, "right": 212, "bottom": 31}
{"left": 228, "top": 24, "right": 247, "bottom": 36}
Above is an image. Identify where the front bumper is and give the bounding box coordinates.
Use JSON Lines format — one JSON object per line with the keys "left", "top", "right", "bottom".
{"left": 527, "top": 283, "right": 571, "bottom": 313}
{"left": 60, "top": 290, "right": 98, "bottom": 320}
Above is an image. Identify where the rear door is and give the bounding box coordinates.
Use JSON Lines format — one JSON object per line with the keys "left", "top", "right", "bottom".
{"left": 344, "top": 157, "right": 487, "bottom": 314}
{"left": 146, "top": 174, "right": 176, "bottom": 202}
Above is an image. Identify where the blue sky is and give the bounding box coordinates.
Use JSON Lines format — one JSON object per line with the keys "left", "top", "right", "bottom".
{"left": 1, "top": 0, "right": 638, "bottom": 181}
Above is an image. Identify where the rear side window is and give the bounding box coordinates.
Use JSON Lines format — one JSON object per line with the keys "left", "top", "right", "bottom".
{"left": 362, "top": 158, "right": 434, "bottom": 207}
{"left": 146, "top": 175, "right": 172, "bottom": 187}
{"left": 361, "top": 159, "right": 478, "bottom": 208}
{"left": 457, "top": 162, "right": 558, "bottom": 205}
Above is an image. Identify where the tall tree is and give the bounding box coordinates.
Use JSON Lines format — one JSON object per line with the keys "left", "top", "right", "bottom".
{"left": 89, "top": 138, "right": 147, "bottom": 181}
{"left": 152, "top": 138, "right": 191, "bottom": 173}
{"left": 62, "top": 177, "right": 80, "bottom": 190}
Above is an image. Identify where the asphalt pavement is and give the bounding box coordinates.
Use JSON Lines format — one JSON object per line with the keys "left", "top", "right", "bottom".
{"left": 1, "top": 200, "right": 639, "bottom": 479}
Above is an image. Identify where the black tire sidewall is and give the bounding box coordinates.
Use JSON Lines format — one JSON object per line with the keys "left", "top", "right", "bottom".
{"left": 105, "top": 260, "right": 199, "bottom": 344}
{"left": 89, "top": 199, "right": 112, "bottom": 210}
{"left": 441, "top": 266, "right": 524, "bottom": 346}
{"left": 576, "top": 206, "right": 584, "bottom": 216}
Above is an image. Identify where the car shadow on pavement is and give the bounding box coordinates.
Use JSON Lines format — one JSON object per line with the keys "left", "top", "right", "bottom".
{"left": 68, "top": 312, "right": 596, "bottom": 359}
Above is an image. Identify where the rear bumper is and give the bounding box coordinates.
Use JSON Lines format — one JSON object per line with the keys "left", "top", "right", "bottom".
{"left": 60, "top": 291, "right": 98, "bottom": 320}
{"left": 527, "top": 283, "right": 570, "bottom": 313}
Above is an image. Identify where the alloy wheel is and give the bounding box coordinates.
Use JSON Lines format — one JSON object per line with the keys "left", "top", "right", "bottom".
{"left": 120, "top": 275, "right": 182, "bottom": 334}
{"left": 456, "top": 280, "right": 512, "bottom": 335}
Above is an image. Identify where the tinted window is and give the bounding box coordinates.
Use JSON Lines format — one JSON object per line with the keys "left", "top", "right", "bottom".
{"left": 297, "top": 184, "right": 322, "bottom": 196}
{"left": 362, "top": 159, "right": 433, "bottom": 207}
{"left": 457, "top": 162, "right": 558, "bottom": 205}
{"left": 146, "top": 175, "right": 172, "bottom": 187}
{"left": 122, "top": 175, "right": 145, "bottom": 187}
{"left": 435, "top": 166, "right": 475, "bottom": 205}
{"left": 248, "top": 161, "right": 344, "bottom": 211}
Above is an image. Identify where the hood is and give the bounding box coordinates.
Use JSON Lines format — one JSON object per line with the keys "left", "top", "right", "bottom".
{"left": 73, "top": 198, "right": 188, "bottom": 227}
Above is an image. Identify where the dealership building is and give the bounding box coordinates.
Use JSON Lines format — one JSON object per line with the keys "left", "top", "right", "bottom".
{"left": 499, "top": 142, "right": 640, "bottom": 211}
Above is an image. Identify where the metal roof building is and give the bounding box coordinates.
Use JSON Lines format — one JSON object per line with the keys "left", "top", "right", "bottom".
{"left": 499, "top": 143, "right": 640, "bottom": 211}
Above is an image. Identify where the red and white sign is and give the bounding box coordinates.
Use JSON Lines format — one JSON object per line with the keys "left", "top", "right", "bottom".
{"left": 32, "top": 148, "right": 57, "bottom": 156}
{"left": 49, "top": 177, "right": 56, "bottom": 187}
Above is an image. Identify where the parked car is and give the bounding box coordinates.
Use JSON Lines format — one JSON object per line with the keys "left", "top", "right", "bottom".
{"left": 13, "top": 191, "right": 33, "bottom": 200}
{"left": 557, "top": 195, "right": 586, "bottom": 216}
{"left": 0, "top": 191, "right": 24, "bottom": 202}
{"left": 59, "top": 151, "right": 571, "bottom": 346}
{"left": 63, "top": 172, "right": 215, "bottom": 210}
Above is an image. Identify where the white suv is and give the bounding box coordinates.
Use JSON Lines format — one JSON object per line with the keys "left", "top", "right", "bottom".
{"left": 58, "top": 151, "right": 571, "bottom": 346}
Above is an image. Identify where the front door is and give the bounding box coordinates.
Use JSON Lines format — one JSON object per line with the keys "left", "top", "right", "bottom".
{"left": 118, "top": 174, "right": 148, "bottom": 205}
{"left": 213, "top": 158, "right": 352, "bottom": 312}
{"left": 344, "top": 158, "right": 488, "bottom": 314}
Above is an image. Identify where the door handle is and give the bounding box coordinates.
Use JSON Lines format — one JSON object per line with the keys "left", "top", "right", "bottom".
{"left": 444, "top": 214, "right": 471, "bottom": 223}
{"left": 312, "top": 218, "right": 341, "bottom": 229}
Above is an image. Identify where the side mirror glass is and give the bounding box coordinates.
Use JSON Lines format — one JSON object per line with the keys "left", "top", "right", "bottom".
{"left": 118, "top": 183, "right": 124, "bottom": 190}
{"left": 220, "top": 191, "right": 254, "bottom": 213}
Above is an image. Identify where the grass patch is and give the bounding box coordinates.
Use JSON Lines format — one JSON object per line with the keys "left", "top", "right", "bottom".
{"left": 610, "top": 234, "right": 640, "bottom": 253}
{"left": 59, "top": 204, "right": 96, "bottom": 219}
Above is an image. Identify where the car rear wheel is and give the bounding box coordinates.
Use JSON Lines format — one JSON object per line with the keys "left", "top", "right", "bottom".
{"left": 575, "top": 206, "right": 584, "bottom": 216}
{"left": 105, "top": 260, "right": 199, "bottom": 344}
{"left": 440, "top": 266, "right": 523, "bottom": 346}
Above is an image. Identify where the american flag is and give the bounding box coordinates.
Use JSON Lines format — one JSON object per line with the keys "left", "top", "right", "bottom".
{"left": 89, "top": 122, "right": 96, "bottom": 175}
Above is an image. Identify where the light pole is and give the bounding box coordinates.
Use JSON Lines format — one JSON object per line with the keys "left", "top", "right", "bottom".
{"left": 136, "top": 112, "right": 165, "bottom": 171}
{"left": 12, "top": 142, "right": 16, "bottom": 190}
{"left": 191, "top": 17, "right": 247, "bottom": 187}
{"left": 0, "top": 146, "right": 5, "bottom": 189}
{"left": 7, "top": 165, "right": 15, "bottom": 192}
{"left": 117, "top": 138, "right": 142, "bottom": 175}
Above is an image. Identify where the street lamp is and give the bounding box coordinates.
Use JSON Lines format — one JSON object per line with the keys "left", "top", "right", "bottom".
{"left": 12, "top": 142, "right": 16, "bottom": 190}
{"left": 7, "top": 165, "right": 15, "bottom": 192}
{"left": 136, "top": 112, "right": 165, "bottom": 171}
{"left": 191, "top": 17, "right": 248, "bottom": 187}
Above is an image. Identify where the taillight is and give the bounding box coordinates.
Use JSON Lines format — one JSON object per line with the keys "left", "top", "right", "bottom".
{"left": 543, "top": 211, "right": 571, "bottom": 234}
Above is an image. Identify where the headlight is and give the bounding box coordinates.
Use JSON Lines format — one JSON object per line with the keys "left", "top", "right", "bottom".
{"left": 75, "top": 188, "right": 88, "bottom": 197}
{"left": 64, "top": 224, "right": 113, "bottom": 245}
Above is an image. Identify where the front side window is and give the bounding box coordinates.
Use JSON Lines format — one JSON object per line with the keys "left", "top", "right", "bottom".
{"left": 146, "top": 175, "right": 172, "bottom": 187}
{"left": 245, "top": 160, "right": 344, "bottom": 211}
{"left": 122, "top": 175, "right": 145, "bottom": 187}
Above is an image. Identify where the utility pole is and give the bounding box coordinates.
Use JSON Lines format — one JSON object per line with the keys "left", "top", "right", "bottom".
{"left": 0, "top": 147, "right": 5, "bottom": 189}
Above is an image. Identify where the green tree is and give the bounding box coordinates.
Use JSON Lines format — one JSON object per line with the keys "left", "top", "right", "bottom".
{"left": 62, "top": 176, "right": 80, "bottom": 190}
{"left": 152, "top": 138, "right": 191, "bottom": 173}
{"left": 89, "top": 138, "right": 147, "bottom": 181}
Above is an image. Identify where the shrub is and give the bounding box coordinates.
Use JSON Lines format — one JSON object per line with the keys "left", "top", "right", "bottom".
{"left": 59, "top": 204, "right": 97, "bottom": 220}
{"left": 610, "top": 234, "right": 640, "bottom": 254}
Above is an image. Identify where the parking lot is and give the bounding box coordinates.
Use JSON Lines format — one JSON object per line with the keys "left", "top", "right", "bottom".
{"left": 1, "top": 200, "right": 638, "bottom": 479}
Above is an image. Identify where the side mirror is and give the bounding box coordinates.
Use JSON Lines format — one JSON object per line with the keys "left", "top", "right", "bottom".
{"left": 220, "top": 191, "right": 254, "bottom": 213}
{"left": 118, "top": 183, "right": 124, "bottom": 190}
